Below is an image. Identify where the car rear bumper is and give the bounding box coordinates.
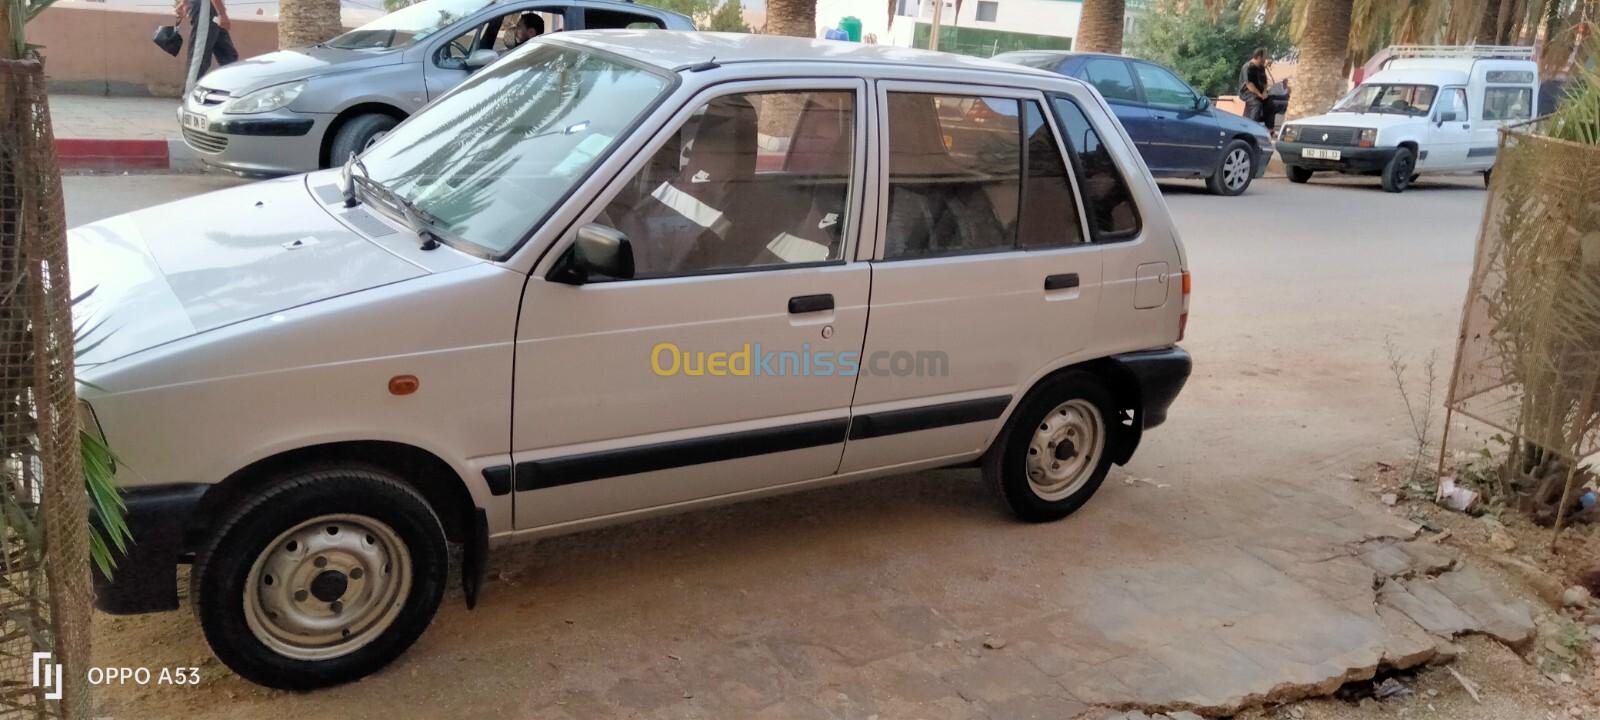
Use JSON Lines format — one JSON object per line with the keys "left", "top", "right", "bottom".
{"left": 92, "top": 483, "right": 207, "bottom": 615}
{"left": 1277, "top": 142, "right": 1397, "bottom": 173}
{"left": 1112, "top": 346, "right": 1191, "bottom": 429}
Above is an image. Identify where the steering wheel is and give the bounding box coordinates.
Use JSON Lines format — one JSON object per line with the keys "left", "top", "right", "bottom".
{"left": 446, "top": 38, "right": 472, "bottom": 60}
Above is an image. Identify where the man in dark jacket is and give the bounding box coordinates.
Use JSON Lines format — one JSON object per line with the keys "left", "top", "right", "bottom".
{"left": 1240, "top": 47, "right": 1271, "bottom": 131}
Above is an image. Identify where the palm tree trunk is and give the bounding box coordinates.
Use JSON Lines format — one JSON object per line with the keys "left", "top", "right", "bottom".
{"left": 765, "top": 0, "right": 815, "bottom": 38}
{"left": 278, "top": 0, "right": 343, "bottom": 49}
{"left": 1076, "top": 0, "right": 1125, "bottom": 54}
{"left": 1287, "top": 0, "right": 1352, "bottom": 120}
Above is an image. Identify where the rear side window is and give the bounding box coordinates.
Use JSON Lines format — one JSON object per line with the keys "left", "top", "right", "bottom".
{"left": 883, "top": 93, "right": 1021, "bottom": 259}
{"left": 1081, "top": 59, "right": 1139, "bottom": 103}
{"left": 1483, "top": 86, "right": 1532, "bottom": 121}
{"left": 1019, "top": 101, "right": 1084, "bottom": 248}
{"left": 1050, "top": 95, "right": 1140, "bottom": 241}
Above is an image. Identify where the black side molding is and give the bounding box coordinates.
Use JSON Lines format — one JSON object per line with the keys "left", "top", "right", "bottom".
{"left": 518, "top": 418, "right": 849, "bottom": 490}
{"left": 481, "top": 465, "right": 512, "bottom": 496}
{"left": 1045, "top": 273, "right": 1080, "bottom": 291}
{"left": 848, "top": 395, "right": 1012, "bottom": 440}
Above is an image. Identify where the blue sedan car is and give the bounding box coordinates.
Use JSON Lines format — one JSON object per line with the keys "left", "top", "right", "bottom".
{"left": 994, "top": 51, "right": 1274, "bottom": 196}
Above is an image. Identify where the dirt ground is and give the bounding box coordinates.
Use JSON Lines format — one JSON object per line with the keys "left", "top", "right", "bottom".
{"left": 74, "top": 174, "right": 1586, "bottom": 719}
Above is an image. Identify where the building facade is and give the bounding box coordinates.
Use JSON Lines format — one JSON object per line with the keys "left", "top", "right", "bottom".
{"left": 814, "top": 0, "right": 1081, "bottom": 58}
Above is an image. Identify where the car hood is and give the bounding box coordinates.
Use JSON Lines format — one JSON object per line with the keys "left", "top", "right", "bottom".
{"left": 69, "top": 176, "right": 428, "bottom": 366}
{"left": 1289, "top": 111, "right": 1424, "bottom": 131}
{"left": 198, "top": 45, "right": 401, "bottom": 94}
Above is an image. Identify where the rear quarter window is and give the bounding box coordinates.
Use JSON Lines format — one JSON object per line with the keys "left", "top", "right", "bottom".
{"left": 1048, "top": 94, "right": 1141, "bottom": 241}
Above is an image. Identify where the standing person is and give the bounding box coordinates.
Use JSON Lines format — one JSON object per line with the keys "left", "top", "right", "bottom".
{"left": 177, "top": 0, "right": 238, "bottom": 81}
{"left": 1240, "top": 47, "right": 1271, "bottom": 131}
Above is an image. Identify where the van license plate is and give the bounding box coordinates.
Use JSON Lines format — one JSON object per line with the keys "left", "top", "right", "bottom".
{"left": 1302, "top": 147, "right": 1341, "bottom": 161}
{"left": 182, "top": 112, "right": 208, "bottom": 131}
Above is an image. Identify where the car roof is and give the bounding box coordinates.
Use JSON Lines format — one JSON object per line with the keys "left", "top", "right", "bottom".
{"left": 1366, "top": 67, "right": 1471, "bottom": 86}
{"left": 546, "top": 30, "right": 1063, "bottom": 78}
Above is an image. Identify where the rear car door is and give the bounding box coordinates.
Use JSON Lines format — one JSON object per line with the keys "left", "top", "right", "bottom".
{"left": 1129, "top": 61, "right": 1221, "bottom": 175}
{"left": 841, "top": 82, "right": 1102, "bottom": 473}
{"left": 513, "top": 79, "right": 871, "bottom": 529}
{"left": 1074, "top": 58, "right": 1163, "bottom": 171}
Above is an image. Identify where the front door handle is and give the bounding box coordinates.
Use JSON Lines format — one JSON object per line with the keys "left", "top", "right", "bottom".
{"left": 788, "top": 294, "right": 834, "bottom": 314}
{"left": 1044, "top": 273, "right": 1079, "bottom": 291}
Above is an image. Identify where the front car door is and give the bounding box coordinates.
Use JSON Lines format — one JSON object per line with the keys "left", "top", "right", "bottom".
{"left": 1129, "top": 61, "right": 1221, "bottom": 176}
{"left": 423, "top": 3, "right": 573, "bottom": 100}
{"left": 841, "top": 81, "right": 1103, "bottom": 473}
{"left": 1423, "top": 86, "right": 1471, "bottom": 170}
{"left": 512, "top": 78, "right": 871, "bottom": 530}
{"left": 1074, "top": 58, "right": 1162, "bottom": 172}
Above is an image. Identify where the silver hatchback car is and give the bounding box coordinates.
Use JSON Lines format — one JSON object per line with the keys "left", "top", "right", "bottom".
{"left": 179, "top": 0, "right": 692, "bottom": 175}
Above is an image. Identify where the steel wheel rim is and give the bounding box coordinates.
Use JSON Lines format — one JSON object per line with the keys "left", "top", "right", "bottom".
{"left": 243, "top": 514, "right": 412, "bottom": 661}
{"left": 1223, "top": 148, "right": 1251, "bottom": 190}
{"left": 1024, "top": 399, "right": 1105, "bottom": 501}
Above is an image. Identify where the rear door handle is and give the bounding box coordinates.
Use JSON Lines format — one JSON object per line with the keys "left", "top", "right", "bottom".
{"left": 788, "top": 294, "right": 834, "bottom": 314}
{"left": 1044, "top": 273, "right": 1079, "bottom": 291}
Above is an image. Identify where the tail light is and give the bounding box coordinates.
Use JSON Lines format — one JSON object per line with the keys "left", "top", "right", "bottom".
{"left": 1178, "top": 271, "right": 1191, "bottom": 342}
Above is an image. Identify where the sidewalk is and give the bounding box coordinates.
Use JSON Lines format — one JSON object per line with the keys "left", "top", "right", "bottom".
{"left": 48, "top": 94, "right": 200, "bottom": 171}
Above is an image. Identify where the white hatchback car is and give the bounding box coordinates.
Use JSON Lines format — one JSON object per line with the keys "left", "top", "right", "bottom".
{"left": 73, "top": 31, "right": 1191, "bottom": 689}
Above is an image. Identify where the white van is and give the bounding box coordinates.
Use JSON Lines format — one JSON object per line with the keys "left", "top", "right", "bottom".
{"left": 1277, "top": 45, "right": 1538, "bottom": 192}
{"left": 74, "top": 32, "right": 1192, "bottom": 689}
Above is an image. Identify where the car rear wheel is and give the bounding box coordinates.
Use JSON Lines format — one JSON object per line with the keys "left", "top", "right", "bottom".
{"left": 985, "top": 371, "right": 1118, "bottom": 523}
{"left": 1286, "top": 165, "right": 1313, "bottom": 184}
{"left": 192, "top": 466, "right": 447, "bottom": 689}
{"left": 326, "top": 113, "right": 399, "bottom": 168}
{"left": 1381, "top": 147, "right": 1416, "bottom": 193}
{"left": 1206, "top": 140, "right": 1255, "bottom": 196}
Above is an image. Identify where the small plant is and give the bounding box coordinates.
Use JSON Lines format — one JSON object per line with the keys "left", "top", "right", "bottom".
{"left": 1385, "top": 337, "right": 1439, "bottom": 486}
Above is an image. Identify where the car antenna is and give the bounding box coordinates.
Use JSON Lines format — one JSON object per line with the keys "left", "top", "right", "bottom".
{"left": 685, "top": 56, "right": 720, "bottom": 72}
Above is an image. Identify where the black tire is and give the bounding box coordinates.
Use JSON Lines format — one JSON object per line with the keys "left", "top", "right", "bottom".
{"left": 326, "top": 113, "right": 399, "bottom": 168}
{"left": 984, "top": 371, "right": 1119, "bottom": 523}
{"left": 1381, "top": 147, "right": 1416, "bottom": 193}
{"left": 1206, "top": 139, "right": 1256, "bottom": 196}
{"left": 192, "top": 466, "right": 447, "bottom": 690}
{"left": 1286, "top": 164, "right": 1313, "bottom": 184}
{"left": 1483, "top": 167, "right": 1493, "bottom": 187}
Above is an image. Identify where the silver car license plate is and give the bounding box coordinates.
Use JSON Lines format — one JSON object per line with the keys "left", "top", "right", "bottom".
{"left": 1302, "top": 147, "right": 1341, "bottom": 161}
{"left": 182, "top": 112, "right": 208, "bottom": 131}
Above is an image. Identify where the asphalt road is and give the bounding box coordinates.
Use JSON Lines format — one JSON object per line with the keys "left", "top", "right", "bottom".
{"left": 69, "top": 171, "right": 1492, "bottom": 719}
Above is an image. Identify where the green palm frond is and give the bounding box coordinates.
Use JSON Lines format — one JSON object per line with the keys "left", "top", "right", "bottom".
{"left": 73, "top": 289, "right": 131, "bottom": 579}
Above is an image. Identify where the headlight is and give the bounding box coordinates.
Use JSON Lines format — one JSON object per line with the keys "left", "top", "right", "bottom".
{"left": 1358, "top": 128, "right": 1377, "bottom": 148}
{"left": 1280, "top": 125, "right": 1299, "bottom": 143}
{"left": 225, "top": 81, "right": 306, "bottom": 115}
{"left": 78, "top": 399, "right": 105, "bottom": 443}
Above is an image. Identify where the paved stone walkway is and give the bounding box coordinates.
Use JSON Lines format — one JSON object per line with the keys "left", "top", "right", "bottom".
{"left": 49, "top": 94, "right": 180, "bottom": 140}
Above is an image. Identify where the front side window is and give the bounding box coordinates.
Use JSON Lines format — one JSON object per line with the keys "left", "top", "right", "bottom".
{"left": 1050, "top": 95, "right": 1140, "bottom": 240}
{"left": 884, "top": 93, "right": 1021, "bottom": 259}
{"left": 1483, "top": 86, "right": 1532, "bottom": 121}
{"left": 1082, "top": 59, "right": 1139, "bottom": 103}
{"left": 325, "top": 0, "right": 495, "bottom": 49}
{"left": 1333, "top": 83, "right": 1438, "bottom": 116}
{"left": 594, "top": 90, "right": 855, "bottom": 277}
{"left": 1131, "top": 63, "right": 1197, "bottom": 110}
{"left": 361, "top": 43, "right": 671, "bottom": 257}
{"left": 1435, "top": 87, "right": 1467, "bottom": 120}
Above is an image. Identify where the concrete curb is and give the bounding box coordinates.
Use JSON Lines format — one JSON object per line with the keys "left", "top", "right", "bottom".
{"left": 55, "top": 138, "right": 201, "bottom": 172}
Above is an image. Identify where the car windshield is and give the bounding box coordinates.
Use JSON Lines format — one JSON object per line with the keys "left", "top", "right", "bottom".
{"left": 1332, "top": 83, "right": 1438, "bottom": 115}
{"left": 359, "top": 43, "right": 671, "bottom": 256}
{"left": 324, "top": 0, "right": 494, "bottom": 50}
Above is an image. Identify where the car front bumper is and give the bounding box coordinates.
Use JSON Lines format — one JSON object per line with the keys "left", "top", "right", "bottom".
{"left": 178, "top": 101, "right": 331, "bottom": 176}
{"left": 1276, "top": 141, "right": 1397, "bottom": 174}
{"left": 92, "top": 483, "right": 207, "bottom": 615}
{"left": 1112, "top": 346, "right": 1192, "bottom": 429}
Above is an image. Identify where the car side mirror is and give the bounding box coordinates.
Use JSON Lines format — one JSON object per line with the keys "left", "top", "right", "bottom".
{"left": 1194, "top": 95, "right": 1210, "bottom": 111}
{"left": 1438, "top": 110, "right": 1459, "bottom": 123}
{"left": 464, "top": 49, "right": 498, "bottom": 69}
{"left": 552, "top": 223, "right": 634, "bottom": 284}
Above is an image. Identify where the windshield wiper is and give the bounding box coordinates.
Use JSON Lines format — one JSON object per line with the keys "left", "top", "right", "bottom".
{"left": 350, "top": 174, "right": 446, "bottom": 251}
{"left": 340, "top": 152, "right": 368, "bottom": 208}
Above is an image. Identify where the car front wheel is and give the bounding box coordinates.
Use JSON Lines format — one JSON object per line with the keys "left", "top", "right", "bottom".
{"left": 1286, "top": 164, "right": 1313, "bottom": 184}
{"left": 986, "top": 371, "right": 1118, "bottom": 523}
{"left": 1381, "top": 147, "right": 1416, "bottom": 193}
{"left": 1207, "top": 140, "right": 1256, "bottom": 196}
{"left": 192, "top": 466, "right": 448, "bottom": 690}
{"left": 326, "top": 113, "right": 399, "bottom": 168}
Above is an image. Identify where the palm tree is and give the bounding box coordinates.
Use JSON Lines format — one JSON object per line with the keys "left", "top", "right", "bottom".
{"left": 765, "top": 0, "right": 815, "bottom": 37}
{"left": 1077, "top": 0, "right": 1127, "bottom": 53}
{"left": 279, "top": 0, "right": 344, "bottom": 48}
{"left": 1285, "top": 0, "right": 1353, "bottom": 119}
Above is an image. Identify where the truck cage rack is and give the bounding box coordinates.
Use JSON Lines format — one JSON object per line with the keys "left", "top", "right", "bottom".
{"left": 1383, "top": 45, "right": 1536, "bottom": 61}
